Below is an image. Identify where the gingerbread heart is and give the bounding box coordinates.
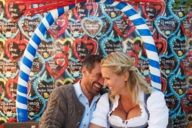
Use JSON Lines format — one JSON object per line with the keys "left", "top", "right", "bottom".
{"left": 155, "top": 16, "right": 180, "bottom": 38}
{"left": 29, "top": 54, "right": 45, "bottom": 81}
{"left": 165, "top": 94, "right": 180, "bottom": 116}
{"left": 170, "top": 75, "right": 187, "bottom": 97}
{"left": 48, "top": 14, "right": 68, "bottom": 39}
{"left": 170, "top": 36, "right": 187, "bottom": 59}
{"left": 104, "top": 5, "right": 122, "bottom": 19}
{"left": 181, "top": 12, "right": 192, "bottom": 38}
{"left": 0, "top": 18, "right": 19, "bottom": 38}
{"left": 45, "top": 52, "right": 68, "bottom": 79}
{"left": 5, "top": 38, "right": 27, "bottom": 62}
{"left": 36, "top": 78, "right": 54, "bottom": 100}
{"left": 54, "top": 38, "right": 73, "bottom": 58}
{"left": 66, "top": 59, "right": 82, "bottom": 79}
{"left": 0, "top": 60, "right": 17, "bottom": 78}
{"left": 28, "top": 96, "right": 45, "bottom": 120}
{"left": 113, "top": 17, "right": 135, "bottom": 39}
{"left": 18, "top": 14, "right": 42, "bottom": 39}
{"left": 0, "top": 101, "right": 16, "bottom": 118}
{"left": 6, "top": 0, "right": 27, "bottom": 21}
{"left": 168, "top": 0, "right": 187, "bottom": 20}
{"left": 160, "top": 55, "right": 179, "bottom": 77}
{"left": 180, "top": 57, "right": 192, "bottom": 77}
{"left": 67, "top": 20, "right": 84, "bottom": 38}
{"left": 181, "top": 89, "right": 192, "bottom": 113}
{"left": 81, "top": 17, "right": 103, "bottom": 38}
{"left": 73, "top": 37, "right": 98, "bottom": 61}
{"left": 100, "top": 34, "right": 123, "bottom": 56}
{"left": 38, "top": 41, "right": 55, "bottom": 60}
{"left": 141, "top": 2, "right": 165, "bottom": 20}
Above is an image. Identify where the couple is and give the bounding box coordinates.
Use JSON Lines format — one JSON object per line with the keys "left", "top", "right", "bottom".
{"left": 39, "top": 52, "right": 169, "bottom": 128}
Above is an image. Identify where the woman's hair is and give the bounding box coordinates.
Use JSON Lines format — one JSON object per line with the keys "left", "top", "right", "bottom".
{"left": 101, "top": 52, "right": 151, "bottom": 103}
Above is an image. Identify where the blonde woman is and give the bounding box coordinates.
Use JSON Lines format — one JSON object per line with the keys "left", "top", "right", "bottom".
{"left": 90, "top": 52, "right": 168, "bottom": 128}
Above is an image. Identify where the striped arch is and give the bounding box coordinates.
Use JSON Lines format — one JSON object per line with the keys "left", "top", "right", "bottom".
{"left": 16, "top": 0, "right": 161, "bottom": 122}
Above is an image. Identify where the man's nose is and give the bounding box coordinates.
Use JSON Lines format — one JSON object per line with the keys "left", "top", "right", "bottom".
{"left": 98, "top": 77, "right": 104, "bottom": 85}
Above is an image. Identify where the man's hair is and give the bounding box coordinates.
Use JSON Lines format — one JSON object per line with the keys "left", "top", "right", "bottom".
{"left": 82, "top": 54, "right": 103, "bottom": 72}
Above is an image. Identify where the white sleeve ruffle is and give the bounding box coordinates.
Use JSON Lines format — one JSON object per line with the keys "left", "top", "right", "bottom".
{"left": 147, "top": 90, "right": 169, "bottom": 128}
{"left": 91, "top": 93, "right": 110, "bottom": 127}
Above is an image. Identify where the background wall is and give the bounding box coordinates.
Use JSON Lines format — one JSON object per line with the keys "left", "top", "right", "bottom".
{"left": 0, "top": 0, "right": 192, "bottom": 127}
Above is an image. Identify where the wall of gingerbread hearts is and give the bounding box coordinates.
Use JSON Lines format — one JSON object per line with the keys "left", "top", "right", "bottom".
{"left": 0, "top": 0, "right": 191, "bottom": 127}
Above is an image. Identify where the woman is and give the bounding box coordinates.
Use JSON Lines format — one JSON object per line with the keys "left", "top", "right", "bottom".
{"left": 90, "top": 52, "right": 169, "bottom": 128}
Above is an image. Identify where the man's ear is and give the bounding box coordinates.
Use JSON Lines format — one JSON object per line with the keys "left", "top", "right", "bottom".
{"left": 81, "top": 66, "right": 87, "bottom": 76}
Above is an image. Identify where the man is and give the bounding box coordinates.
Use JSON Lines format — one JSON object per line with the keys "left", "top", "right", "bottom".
{"left": 39, "top": 55, "right": 104, "bottom": 128}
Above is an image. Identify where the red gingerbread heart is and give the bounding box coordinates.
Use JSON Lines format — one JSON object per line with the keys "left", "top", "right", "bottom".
{"left": 48, "top": 14, "right": 68, "bottom": 39}
{"left": 141, "top": 2, "right": 165, "bottom": 20}
{"left": 73, "top": 37, "right": 98, "bottom": 61}
{"left": 5, "top": 38, "right": 27, "bottom": 62}
{"left": 6, "top": 0, "right": 28, "bottom": 21}
{"left": 45, "top": 52, "right": 68, "bottom": 79}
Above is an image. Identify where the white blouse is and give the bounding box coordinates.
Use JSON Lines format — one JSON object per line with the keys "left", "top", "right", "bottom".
{"left": 91, "top": 90, "right": 169, "bottom": 128}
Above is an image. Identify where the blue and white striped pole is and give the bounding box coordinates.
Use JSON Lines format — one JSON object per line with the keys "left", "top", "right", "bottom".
{"left": 16, "top": 0, "right": 161, "bottom": 122}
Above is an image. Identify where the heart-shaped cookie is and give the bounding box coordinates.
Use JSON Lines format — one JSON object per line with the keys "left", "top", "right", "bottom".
{"left": 45, "top": 52, "right": 68, "bottom": 79}
{"left": 18, "top": 14, "right": 42, "bottom": 39}
{"left": 181, "top": 12, "right": 192, "bottom": 38}
{"left": 141, "top": 2, "right": 165, "bottom": 20}
{"left": 0, "top": 60, "right": 17, "bottom": 78}
{"left": 155, "top": 16, "right": 180, "bottom": 38}
{"left": 168, "top": 0, "right": 187, "bottom": 20}
{"left": 170, "top": 75, "right": 187, "bottom": 97}
{"left": 113, "top": 17, "right": 135, "bottom": 39}
{"left": 170, "top": 36, "right": 187, "bottom": 59}
{"left": 160, "top": 55, "right": 179, "bottom": 77}
{"left": 29, "top": 54, "right": 45, "bottom": 81}
{"left": 5, "top": 38, "right": 27, "bottom": 62}
{"left": 165, "top": 94, "right": 180, "bottom": 116}
{"left": 81, "top": 17, "right": 103, "bottom": 38}
{"left": 73, "top": 36, "right": 98, "bottom": 61}
{"left": 6, "top": 0, "right": 27, "bottom": 21}
{"left": 28, "top": 96, "right": 45, "bottom": 120}
{"left": 48, "top": 14, "right": 68, "bottom": 39}
{"left": 181, "top": 89, "right": 192, "bottom": 113}
{"left": 100, "top": 34, "right": 123, "bottom": 56}
{"left": 0, "top": 18, "right": 19, "bottom": 38}
{"left": 0, "top": 100, "right": 16, "bottom": 118}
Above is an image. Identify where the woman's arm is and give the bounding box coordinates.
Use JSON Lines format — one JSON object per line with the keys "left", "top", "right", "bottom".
{"left": 90, "top": 93, "right": 110, "bottom": 128}
{"left": 147, "top": 90, "right": 169, "bottom": 128}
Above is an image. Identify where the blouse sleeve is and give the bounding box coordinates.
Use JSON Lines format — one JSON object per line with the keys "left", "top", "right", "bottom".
{"left": 147, "top": 90, "right": 169, "bottom": 128}
{"left": 91, "top": 93, "right": 110, "bottom": 127}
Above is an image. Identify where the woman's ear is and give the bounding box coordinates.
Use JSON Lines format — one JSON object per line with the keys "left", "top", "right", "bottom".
{"left": 124, "top": 71, "right": 129, "bottom": 82}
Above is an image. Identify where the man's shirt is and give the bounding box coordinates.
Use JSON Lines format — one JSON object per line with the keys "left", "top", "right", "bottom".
{"left": 73, "top": 82, "right": 100, "bottom": 128}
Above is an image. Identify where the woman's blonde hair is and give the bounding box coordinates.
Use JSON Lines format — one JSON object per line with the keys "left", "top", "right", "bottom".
{"left": 101, "top": 52, "right": 151, "bottom": 103}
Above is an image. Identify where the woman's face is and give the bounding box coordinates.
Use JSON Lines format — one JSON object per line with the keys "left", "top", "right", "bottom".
{"left": 101, "top": 67, "right": 127, "bottom": 96}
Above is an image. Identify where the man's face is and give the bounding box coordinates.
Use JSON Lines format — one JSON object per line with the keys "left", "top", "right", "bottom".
{"left": 83, "top": 62, "right": 104, "bottom": 96}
